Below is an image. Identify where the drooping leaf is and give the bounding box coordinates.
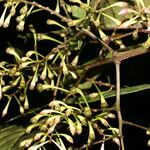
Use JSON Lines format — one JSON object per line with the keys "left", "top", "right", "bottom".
{"left": 87, "top": 121, "right": 95, "bottom": 145}
{"left": 37, "top": 33, "right": 62, "bottom": 44}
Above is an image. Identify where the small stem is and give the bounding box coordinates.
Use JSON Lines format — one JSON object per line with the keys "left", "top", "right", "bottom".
{"left": 80, "top": 135, "right": 117, "bottom": 150}
{"left": 75, "top": 68, "right": 87, "bottom": 87}
{"left": 115, "top": 61, "right": 121, "bottom": 110}
{"left": 115, "top": 60, "right": 125, "bottom": 150}
{"left": 82, "top": 29, "right": 114, "bottom": 52}
{"left": 123, "top": 120, "right": 148, "bottom": 131}
{"left": 18, "top": 0, "right": 69, "bottom": 22}
{"left": 53, "top": 73, "right": 61, "bottom": 98}
{"left": 60, "top": 0, "right": 71, "bottom": 19}
{"left": 90, "top": 79, "right": 115, "bottom": 88}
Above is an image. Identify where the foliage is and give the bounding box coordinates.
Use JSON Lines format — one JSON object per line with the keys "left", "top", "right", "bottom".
{"left": 0, "top": 0, "right": 150, "bottom": 149}
{"left": 0, "top": 125, "right": 25, "bottom": 150}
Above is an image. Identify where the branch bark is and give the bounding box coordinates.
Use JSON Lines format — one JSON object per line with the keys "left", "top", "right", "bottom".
{"left": 83, "top": 46, "right": 150, "bottom": 70}
{"left": 115, "top": 60, "right": 125, "bottom": 150}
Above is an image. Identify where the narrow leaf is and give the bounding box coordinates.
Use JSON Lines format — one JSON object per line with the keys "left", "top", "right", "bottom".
{"left": 66, "top": 84, "right": 150, "bottom": 104}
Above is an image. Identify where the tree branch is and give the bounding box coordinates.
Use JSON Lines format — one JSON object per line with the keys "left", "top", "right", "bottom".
{"left": 115, "top": 60, "right": 125, "bottom": 150}
{"left": 82, "top": 46, "right": 150, "bottom": 70}
{"left": 17, "top": 0, "right": 69, "bottom": 22}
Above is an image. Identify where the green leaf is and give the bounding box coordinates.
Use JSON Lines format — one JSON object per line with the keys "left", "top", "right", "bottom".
{"left": 77, "top": 81, "right": 92, "bottom": 90}
{"left": 66, "top": 84, "right": 150, "bottom": 104}
{"left": 0, "top": 125, "right": 25, "bottom": 150}
{"left": 99, "top": 0, "right": 124, "bottom": 28}
{"left": 144, "top": 0, "right": 150, "bottom": 6}
{"left": 71, "top": 5, "right": 86, "bottom": 19}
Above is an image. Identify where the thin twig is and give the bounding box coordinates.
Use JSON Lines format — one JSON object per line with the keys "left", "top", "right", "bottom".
{"left": 109, "top": 32, "right": 133, "bottom": 41}
{"left": 46, "top": 30, "right": 82, "bottom": 59}
{"left": 74, "top": 68, "right": 87, "bottom": 87}
{"left": 82, "top": 28, "right": 114, "bottom": 52}
{"left": 79, "top": 135, "right": 117, "bottom": 149}
{"left": 90, "top": 80, "right": 115, "bottom": 88}
{"left": 60, "top": 0, "right": 71, "bottom": 19}
{"left": 53, "top": 73, "right": 61, "bottom": 98}
{"left": 123, "top": 120, "right": 148, "bottom": 131}
{"left": 115, "top": 60, "right": 125, "bottom": 150}
{"left": 17, "top": 0, "right": 69, "bottom": 22}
